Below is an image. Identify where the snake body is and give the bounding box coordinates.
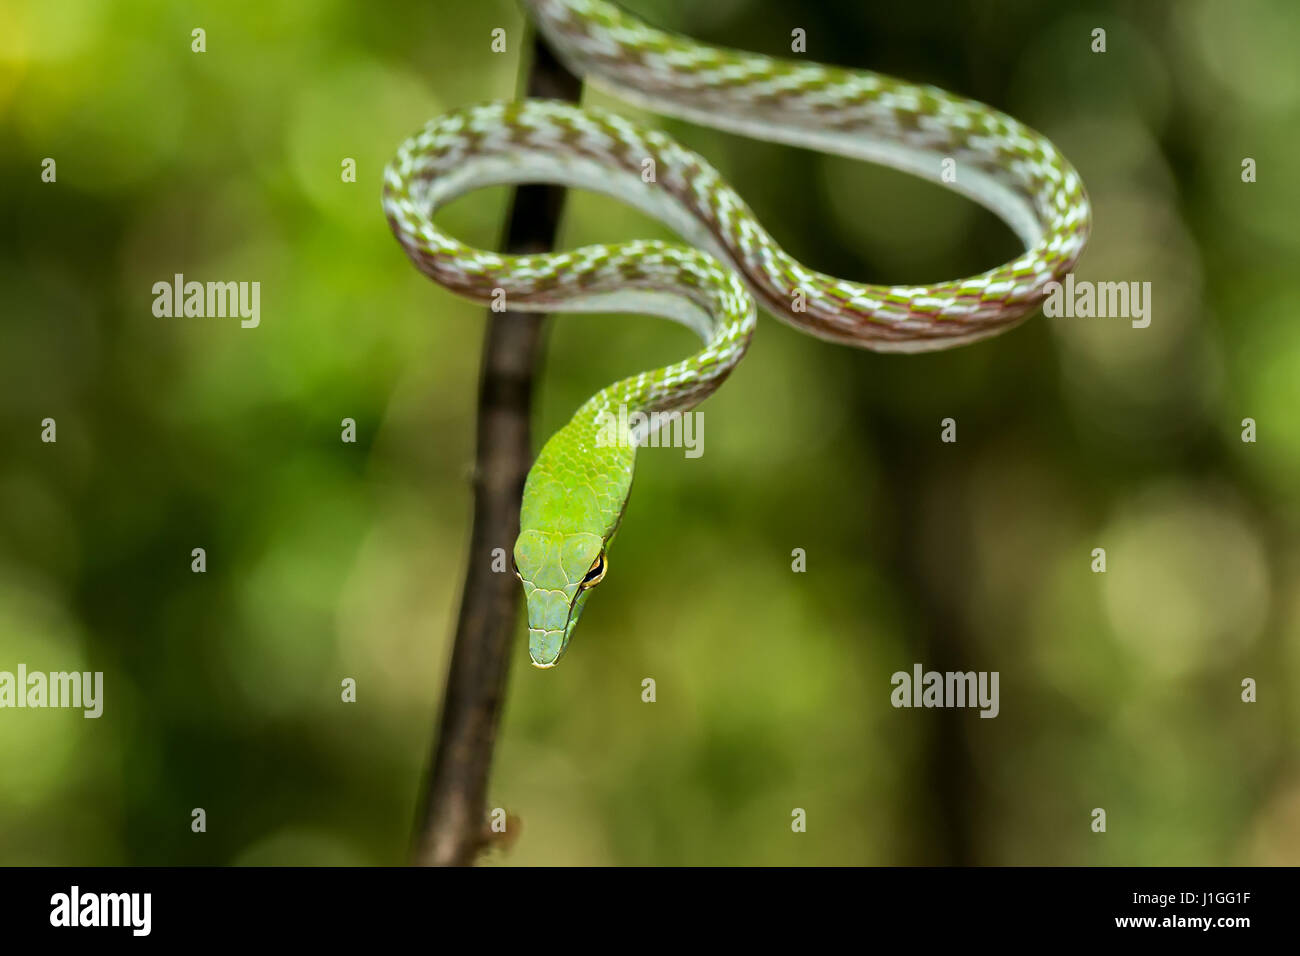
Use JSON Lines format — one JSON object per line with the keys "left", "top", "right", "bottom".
{"left": 383, "top": 0, "right": 1091, "bottom": 667}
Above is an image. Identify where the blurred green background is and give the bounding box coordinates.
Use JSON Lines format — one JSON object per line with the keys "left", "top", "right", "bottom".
{"left": 1, "top": 0, "right": 1297, "bottom": 865}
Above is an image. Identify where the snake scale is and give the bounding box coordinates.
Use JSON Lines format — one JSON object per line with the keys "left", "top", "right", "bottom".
{"left": 383, "top": 0, "right": 1091, "bottom": 667}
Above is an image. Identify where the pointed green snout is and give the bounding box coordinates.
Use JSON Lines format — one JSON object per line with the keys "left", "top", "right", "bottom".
{"left": 523, "top": 580, "right": 597, "bottom": 668}
{"left": 525, "top": 588, "right": 576, "bottom": 668}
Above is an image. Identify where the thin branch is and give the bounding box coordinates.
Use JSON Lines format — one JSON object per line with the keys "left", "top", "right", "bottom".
{"left": 411, "top": 31, "right": 582, "bottom": 867}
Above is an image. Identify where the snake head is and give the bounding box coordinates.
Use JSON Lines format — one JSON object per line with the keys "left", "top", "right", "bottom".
{"left": 513, "top": 530, "right": 607, "bottom": 667}
{"left": 513, "top": 415, "right": 634, "bottom": 668}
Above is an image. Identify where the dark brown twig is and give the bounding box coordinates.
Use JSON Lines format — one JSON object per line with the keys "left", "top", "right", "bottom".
{"left": 411, "top": 30, "right": 581, "bottom": 868}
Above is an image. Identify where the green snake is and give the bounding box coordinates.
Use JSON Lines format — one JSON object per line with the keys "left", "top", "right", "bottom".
{"left": 383, "top": 0, "right": 1091, "bottom": 668}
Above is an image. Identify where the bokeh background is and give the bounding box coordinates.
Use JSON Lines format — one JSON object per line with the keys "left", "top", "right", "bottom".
{"left": 1, "top": 0, "right": 1297, "bottom": 865}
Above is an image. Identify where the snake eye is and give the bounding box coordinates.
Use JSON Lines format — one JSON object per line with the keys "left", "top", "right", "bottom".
{"left": 580, "top": 552, "right": 607, "bottom": 589}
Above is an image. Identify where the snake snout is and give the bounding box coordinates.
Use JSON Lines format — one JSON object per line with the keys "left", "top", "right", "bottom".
{"left": 528, "top": 627, "right": 567, "bottom": 669}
